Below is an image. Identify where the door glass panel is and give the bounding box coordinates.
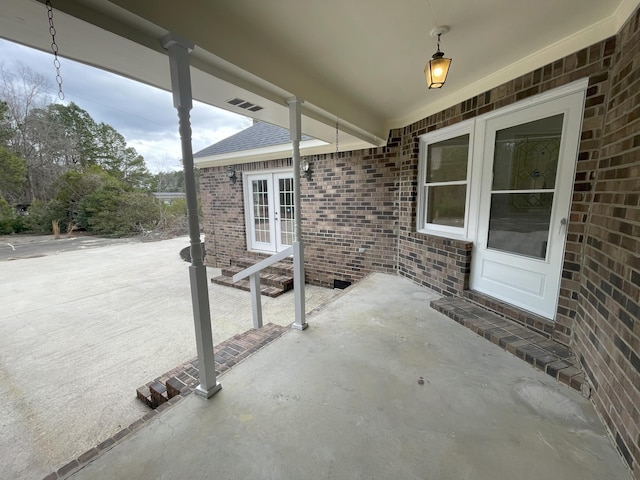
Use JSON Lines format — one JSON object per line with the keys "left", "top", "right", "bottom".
{"left": 492, "top": 115, "right": 563, "bottom": 190}
{"left": 278, "top": 177, "right": 294, "bottom": 246}
{"left": 252, "top": 179, "right": 270, "bottom": 243}
{"left": 487, "top": 114, "right": 563, "bottom": 259}
{"left": 427, "top": 184, "right": 466, "bottom": 227}
{"left": 487, "top": 193, "right": 553, "bottom": 258}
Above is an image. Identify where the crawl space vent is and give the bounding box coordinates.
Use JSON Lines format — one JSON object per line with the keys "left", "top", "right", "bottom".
{"left": 334, "top": 279, "right": 352, "bottom": 290}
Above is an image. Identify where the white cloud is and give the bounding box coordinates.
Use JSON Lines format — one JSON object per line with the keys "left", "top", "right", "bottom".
{"left": 0, "top": 38, "right": 249, "bottom": 173}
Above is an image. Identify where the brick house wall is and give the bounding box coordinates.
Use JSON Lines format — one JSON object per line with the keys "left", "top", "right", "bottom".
{"left": 200, "top": 150, "right": 399, "bottom": 288}
{"left": 571, "top": 8, "right": 640, "bottom": 477}
{"left": 199, "top": 5, "right": 639, "bottom": 476}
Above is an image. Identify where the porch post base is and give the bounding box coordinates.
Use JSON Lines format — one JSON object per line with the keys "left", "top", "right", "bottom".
{"left": 291, "top": 322, "right": 309, "bottom": 331}
{"left": 195, "top": 383, "right": 222, "bottom": 399}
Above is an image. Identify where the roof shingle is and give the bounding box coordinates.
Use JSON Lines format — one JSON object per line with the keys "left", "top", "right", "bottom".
{"left": 194, "top": 122, "right": 312, "bottom": 158}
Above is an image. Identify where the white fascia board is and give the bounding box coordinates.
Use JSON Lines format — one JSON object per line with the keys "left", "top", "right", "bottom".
{"left": 194, "top": 139, "right": 327, "bottom": 167}
{"left": 193, "top": 136, "right": 378, "bottom": 168}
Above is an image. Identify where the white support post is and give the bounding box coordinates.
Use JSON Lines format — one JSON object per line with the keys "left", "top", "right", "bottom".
{"left": 287, "top": 97, "right": 308, "bottom": 331}
{"left": 249, "top": 273, "right": 263, "bottom": 329}
{"left": 162, "top": 33, "right": 221, "bottom": 398}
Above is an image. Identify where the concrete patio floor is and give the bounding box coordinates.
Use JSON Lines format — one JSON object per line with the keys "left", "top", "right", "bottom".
{"left": 69, "top": 273, "right": 629, "bottom": 480}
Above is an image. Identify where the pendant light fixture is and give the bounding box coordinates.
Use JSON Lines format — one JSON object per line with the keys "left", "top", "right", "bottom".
{"left": 425, "top": 26, "right": 451, "bottom": 89}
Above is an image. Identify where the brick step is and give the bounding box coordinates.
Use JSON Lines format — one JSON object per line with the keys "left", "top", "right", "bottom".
{"left": 430, "top": 297, "right": 589, "bottom": 396}
{"left": 231, "top": 256, "right": 294, "bottom": 277}
{"left": 220, "top": 265, "right": 294, "bottom": 290}
{"left": 136, "top": 323, "right": 288, "bottom": 410}
{"left": 211, "top": 275, "right": 290, "bottom": 297}
{"left": 136, "top": 377, "right": 187, "bottom": 409}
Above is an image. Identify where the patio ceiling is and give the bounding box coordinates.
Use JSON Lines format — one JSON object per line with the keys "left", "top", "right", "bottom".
{"left": 1, "top": 0, "right": 636, "bottom": 152}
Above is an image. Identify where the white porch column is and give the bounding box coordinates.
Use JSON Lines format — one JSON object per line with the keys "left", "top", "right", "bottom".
{"left": 162, "top": 33, "right": 221, "bottom": 398}
{"left": 287, "top": 97, "right": 308, "bottom": 331}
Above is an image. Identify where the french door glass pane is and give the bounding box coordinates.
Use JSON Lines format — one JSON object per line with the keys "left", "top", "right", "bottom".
{"left": 279, "top": 177, "right": 294, "bottom": 245}
{"left": 426, "top": 134, "right": 469, "bottom": 183}
{"left": 492, "top": 115, "right": 563, "bottom": 191}
{"left": 487, "top": 193, "right": 553, "bottom": 259}
{"left": 252, "top": 179, "right": 270, "bottom": 243}
{"left": 427, "top": 184, "right": 466, "bottom": 227}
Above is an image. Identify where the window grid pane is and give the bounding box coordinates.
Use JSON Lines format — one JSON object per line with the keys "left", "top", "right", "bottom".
{"left": 423, "top": 133, "right": 470, "bottom": 232}
{"left": 426, "top": 134, "right": 469, "bottom": 183}
{"left": 252, "top": 179, "right": 270, "bottom": 243}
{"left": 427, "top": 184, "right": 467, "bottom": 227}
{"left": 279, "top": 177, "right": 294, "bottom": 246}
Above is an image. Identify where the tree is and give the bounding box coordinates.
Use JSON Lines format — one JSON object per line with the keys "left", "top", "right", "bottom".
{"left": 0, "top": 61, "right": 51, "bottom": 160}
{"left": 152, "top": 169, "right": 185, "bottom": 192}
{"left": 0, "top": 62, "right": 159, "bottom": 236}
{"left": 0, "top": 101, "right": 14, "bottom": 146}
{"left": 44, "top": 102, "right": 100, "bottom": 167}
{"left": 93, "top": 122, "right": 152, "bottom": 189}
{"left": 0, "top": 146, "right": 26, "bottom": 204}
{"left": 79, "top": 177, "right": 159, "bottom": 236}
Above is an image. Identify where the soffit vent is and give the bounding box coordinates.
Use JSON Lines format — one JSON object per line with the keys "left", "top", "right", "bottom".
{"left": 227, "top": 97, "right": 264, "bottom": 112}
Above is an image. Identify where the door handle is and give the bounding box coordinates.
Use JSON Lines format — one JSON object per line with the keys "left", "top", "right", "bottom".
{"left": 559, "top": 217, "right": 567, "bottom": 234}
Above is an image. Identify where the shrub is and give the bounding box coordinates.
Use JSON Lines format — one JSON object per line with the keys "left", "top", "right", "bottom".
{"left": 80, "top": 187, "right": 160, "bottom": 236}
{"left": 22, "top": 199, "right": 66, "bottom": 234}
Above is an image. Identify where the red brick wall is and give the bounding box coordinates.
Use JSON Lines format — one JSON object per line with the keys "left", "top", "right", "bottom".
{"left": 301, "top": 148, "right": 398, "bottom": 286}
{"left": 571, "top": 7, "right": 640, "bottom": 477}
{"left": 200, "top": 150, "right": 398, "bottom": 288}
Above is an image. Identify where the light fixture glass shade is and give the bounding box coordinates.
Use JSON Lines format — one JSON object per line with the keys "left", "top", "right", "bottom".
{"left": 425, "top": 52, "right": 451, "bottom": 89}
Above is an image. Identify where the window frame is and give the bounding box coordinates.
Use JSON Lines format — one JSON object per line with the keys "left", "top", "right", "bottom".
{"left": 417, "top": 119, "right": 474, "bottom": 240}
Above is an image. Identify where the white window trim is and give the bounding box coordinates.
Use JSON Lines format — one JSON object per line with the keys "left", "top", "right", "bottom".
{"left": 417, "top": 119, "right": 475, "bottom": 241}
{"left": 416, "top": 79, "right": 589, "bottom": 243}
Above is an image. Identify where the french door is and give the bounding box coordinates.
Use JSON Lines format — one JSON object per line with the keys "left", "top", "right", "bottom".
{"left": 470, "top": 90, "right": 584, "bottom": 319}
{"left": 245, "top": 171, "right": 294, "bottom": 253}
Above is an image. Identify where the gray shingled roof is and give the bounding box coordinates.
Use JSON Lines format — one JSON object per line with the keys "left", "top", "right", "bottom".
{"left": 194, "top": 121, "right": 312, "bottom": 158}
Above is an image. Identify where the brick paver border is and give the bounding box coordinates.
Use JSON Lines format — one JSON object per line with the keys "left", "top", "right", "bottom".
{"left": 44, "top": 323, "right": 288, "bottom": 480}
{"left": 431, "top": 297, "right": 589, "bottom": 395}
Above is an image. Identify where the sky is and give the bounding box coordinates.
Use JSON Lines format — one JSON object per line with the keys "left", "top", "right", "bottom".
{"left": 0, "top": 38, "right": 251, "bottom": 173}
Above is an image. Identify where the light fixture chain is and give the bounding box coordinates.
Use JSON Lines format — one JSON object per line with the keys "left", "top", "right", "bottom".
{"left": 46, "top": 0, "right": 65, "bottom": 100}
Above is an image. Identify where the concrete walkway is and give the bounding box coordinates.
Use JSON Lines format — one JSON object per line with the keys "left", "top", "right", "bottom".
{"left": 0, "top": 236, "right": 339, "bottom": 480}
{"left": 68, "top": 273, "right": 629, "bottom": 480}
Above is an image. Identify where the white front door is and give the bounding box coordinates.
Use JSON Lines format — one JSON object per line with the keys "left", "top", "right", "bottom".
{"left": 245, "top": 171, "right": 294, "bottom": 253}
{"left": 470, "top": 91, "right": 584, "bottom": 319}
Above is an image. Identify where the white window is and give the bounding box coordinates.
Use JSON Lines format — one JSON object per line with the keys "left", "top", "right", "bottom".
{"left": 417, "top": 120, "right": 473, "bottom": 239}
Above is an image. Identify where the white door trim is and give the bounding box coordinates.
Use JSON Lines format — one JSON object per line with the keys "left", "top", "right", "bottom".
{"left": 243, "top": 168, "right": 294, "bottom": 254}
{"left": 469, "top": 87, "right": 586, "bottom": 319}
